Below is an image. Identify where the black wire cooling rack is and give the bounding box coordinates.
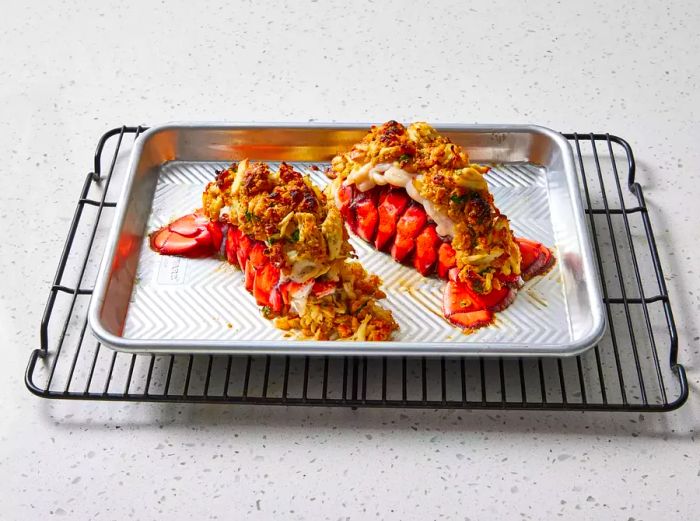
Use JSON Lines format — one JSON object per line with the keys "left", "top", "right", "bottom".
{"left": 25, "top": 127, "right": 688, "bottom": 411}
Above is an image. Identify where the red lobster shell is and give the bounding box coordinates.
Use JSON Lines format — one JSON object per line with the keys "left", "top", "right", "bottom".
{"left": 336, "top": 183, "right": 555, "bottom": 330}
{"left": 149, "top": 211, "right": 336, "bottom": 316}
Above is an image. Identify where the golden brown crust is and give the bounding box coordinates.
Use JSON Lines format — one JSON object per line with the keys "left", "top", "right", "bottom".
{"left": 203, "top": 160, "right": 348, "bottom": 276}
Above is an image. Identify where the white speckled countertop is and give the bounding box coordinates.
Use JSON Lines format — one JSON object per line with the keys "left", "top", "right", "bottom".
{"left": 1, "top": 1, "right": 698, "bottom": 519}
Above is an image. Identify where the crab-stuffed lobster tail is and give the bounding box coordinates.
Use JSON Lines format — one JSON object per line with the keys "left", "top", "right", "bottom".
{"left": 329, "top": 120, "right": 556, "bottom": 330}
{"left": 150, "top": 161, "right": 398, "bottom": 341}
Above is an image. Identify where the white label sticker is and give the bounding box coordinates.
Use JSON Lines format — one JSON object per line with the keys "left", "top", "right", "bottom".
{"left": 157, "top": 255, "right": 188, "bottom": 285}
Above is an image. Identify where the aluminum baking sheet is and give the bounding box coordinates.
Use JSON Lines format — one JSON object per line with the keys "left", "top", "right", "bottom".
{"left": 89, "top": 123, "right": 605, "bottom": 357}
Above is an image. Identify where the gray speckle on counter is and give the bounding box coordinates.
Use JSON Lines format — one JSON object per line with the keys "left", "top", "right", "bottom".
{"left": 1, "top": 0, "right": 699, "bottom": 519}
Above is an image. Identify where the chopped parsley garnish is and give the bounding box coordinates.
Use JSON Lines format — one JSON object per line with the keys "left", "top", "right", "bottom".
{"left": 398, "top": 154, "right": 412, "bottom": 163}
{"left": 290, "top": 229, "right": 300, "bottom": 242}
{"left": 261, "top": 306, "right": 271, "bottom": 318}
{"left": 245, "top": 211, "right": 260, "bottom": 222}
{"left": 450, "top": 194, "right": 467, "bottom": 204}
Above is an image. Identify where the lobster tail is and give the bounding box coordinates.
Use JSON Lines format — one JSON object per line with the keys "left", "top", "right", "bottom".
{"left": 149, "top": 160, "right": 400, "bottom": 341}
{"left": 336, "top": 181, "right": 556, "bottom": 331}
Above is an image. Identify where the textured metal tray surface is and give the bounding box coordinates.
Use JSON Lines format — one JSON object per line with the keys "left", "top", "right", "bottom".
{"left": 89, "top": 124, "right": 605, "bottom": 357}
